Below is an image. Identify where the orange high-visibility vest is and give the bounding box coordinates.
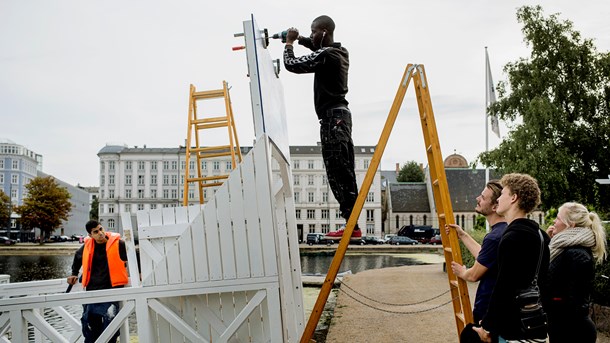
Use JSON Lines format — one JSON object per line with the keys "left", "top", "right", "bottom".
{"left": 82, "top": 232, "right": 128, "bottom": 288}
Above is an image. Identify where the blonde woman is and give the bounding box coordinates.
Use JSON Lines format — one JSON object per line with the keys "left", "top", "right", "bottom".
{"left": 545, "top": 202, "right": 607, "bottom": 343}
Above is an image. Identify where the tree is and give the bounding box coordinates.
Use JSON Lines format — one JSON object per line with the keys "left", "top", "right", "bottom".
{"left": 397, "top": 161, "right": 425, "bottom": 182}
{"left": 478, "top": 5, "right": 610, "bottom": 212}
{"left": 15, "top": 176, "right": 72, "bottom": 243}
{"left": 90, "top": 197, "right": 99, "bottom": 220}
{"left": 0, "top": 190, "right": 11, "bottom": 227}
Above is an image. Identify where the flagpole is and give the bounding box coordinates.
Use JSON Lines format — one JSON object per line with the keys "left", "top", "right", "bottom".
{"left": 485, "top": 47, "right": 490, "bottom": 233}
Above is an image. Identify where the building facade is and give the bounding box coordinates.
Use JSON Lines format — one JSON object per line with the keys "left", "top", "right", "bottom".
{"left": 97, "top": 143, "right": 382, "bottom": 241}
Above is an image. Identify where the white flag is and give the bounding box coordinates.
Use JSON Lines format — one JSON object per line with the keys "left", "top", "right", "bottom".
{"left": 486, "top": 49, "right": 500, "bottom": 138}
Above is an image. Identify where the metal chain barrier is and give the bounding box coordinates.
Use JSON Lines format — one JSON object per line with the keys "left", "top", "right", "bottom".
{"left": 340, "top": 280, "right": 451, "bottom": 306}
{"left": 339, "top": 286, "right": 457, "bottom": 315}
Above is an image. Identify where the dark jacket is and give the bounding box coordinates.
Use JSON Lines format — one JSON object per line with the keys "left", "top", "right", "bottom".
{"left": 546, "top": 246, "right": 596, "bottom": 342}
{"left": 481, "top": 218, "right": 550, "bottom": 340}
{"left": 283, "top": 38, "right": 349, "bottom": 118}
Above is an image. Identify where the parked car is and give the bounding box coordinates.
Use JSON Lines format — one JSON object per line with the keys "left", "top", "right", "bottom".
{"left": 349, "top": 239, "right": 366, "bottom": 245}
{"left": 71, "top": 234, "right": 84, "bottom": 242}
{"left": 428, "top": 235, "right": 442, "bottom": 245}
{"left": 383, "top": 234, "right": 396, "bottom": 243}
{"left": 0, "top": 236, "right": 17, "bottom": 245}
{"left": 49, "top": 235, "right": 69, "bottom": 242}
{"left": 388, "top": 236, "right": 419, "bottom": 245}
{"left": 306, "top": 233, "right": 333, "bottom": 246}
{"left": 362, "top": 236, "right": 385, "bottom": 245}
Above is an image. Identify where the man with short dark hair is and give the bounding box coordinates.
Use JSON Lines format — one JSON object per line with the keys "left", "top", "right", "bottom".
{"left": 283, "top": 15, "right": 361, "bottom": 239}
{"left": 67, "top": 220, "right": 128, "bottom": 343}
{"left": 447, "top": 180, "right": 506, "bottom": 324}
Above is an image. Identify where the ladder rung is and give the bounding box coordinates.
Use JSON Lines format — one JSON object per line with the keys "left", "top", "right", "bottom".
{"left": 427, "top": 145, "right": 432, "bottom": 152}
{"left": 192, "top": 116, "right": 228, "bottom": 125}
{"left": 190, "top": 145, "right": 231, "bottom": 153}
{"left": 187, "top": 175, "right": 229, "bottom": 182}
{"left": 444, "top": 247, "right": 452, "bottom": 253}
{"left": 198, "top": 151, "right": 232, "bottom": 159}
{"left": 455, "top": 312, "right": 466, "bottom": 323}
{"left": 202, "top": 182, "right": 224, "bottom": 187}
{"left": 438, "top": 213, "right": 445, "bottom": 219}
{"left": 432, "top": 179, "right": 439, "bottom": 186}
{"left": 450, "top": 280, "right": 459, "bottom": 288}
{"left": 192, "top": 90, "right": 224, "bottom": 99}
{"left": 196, "top": 122, "right": 230, "bottom": 130}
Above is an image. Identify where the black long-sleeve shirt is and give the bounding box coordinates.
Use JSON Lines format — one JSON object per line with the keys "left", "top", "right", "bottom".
{"left": 283, "top": 38, "right": 349, "bottom": 119}
{"left": 71, "top": 240, "right": 127, "bottom": 291}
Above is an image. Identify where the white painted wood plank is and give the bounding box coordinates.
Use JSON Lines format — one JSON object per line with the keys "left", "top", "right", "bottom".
{"left": 165, "top": 236, "right": 183, "bottom": 284}
{"left": 136, "top": 209, "right": 151, "bottom": 228}
{"left": 149, "top": 298, "right": 209, "bottom": 343}
{"left": 121, "top": 212, "right": 141, "bottom": 288}
{"left": 191, "top": 214, "right": 209, "bottom": 282}
{"left": 175, "top": 206, "right": 189, "bottom": 224}
{"left": 241, "top": 153, "right": 265, "bottom": 278}
{"left": 194, "top": 295, "right": 213, "bottom": 341}
{"left": 253, "top": 138, "right": 278, "bottom": 276}
{"left": 203, "top": 198, "right": 223, "bottom": 280}
{"left": 216, "top": 185, "right": 237, "bottom": 280}
{"left": 168, "top": 296, "right": 185, "bottom": 342}
{"left": 219, "top": 292, "right": 236, "bottom": 339}
{"left": 245, "top": 290, "right": 265, "bottom": 341}
{"left": 136, "top": 210, "right": 154, "bottom": 286}
{"left": 94, "top": 301, "right": 134, "bottom": 343}
{"left": 139, "top": 223, "right": 188, "bottom": 238}
{"left": 219, "top": 290, "right": 266, "bottom": 342}
{"left": 266, "top": 286, "right": 284, "bottom": 343}
{"left": 183, "top": 295, "right": 197, "bottom": 342}
{"left": 227, "top": 166, "right": 251, "bottom": 279}
{"left": 22, "top": 310, "right": 68, "bottom": 343}
{"left": 151, "top": 238, "right": 169, "bottom": 286}
{"left": 207, "top": 293, "right": 222, "bottom": 342}
{"left": 178, "top": 227, "right": 195, "bottom": 283}
{"left": 233, "top": 291, "right": 250, "bottom": 341}
{"left": 149, "top": 208, "right": 163, "bottom": 226}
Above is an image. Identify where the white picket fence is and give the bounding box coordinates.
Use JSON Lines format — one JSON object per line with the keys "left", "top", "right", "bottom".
{"left": 0, "top": 135, "right": 304, "bottom": 342}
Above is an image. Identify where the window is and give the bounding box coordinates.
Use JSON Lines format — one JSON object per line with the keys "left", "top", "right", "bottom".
{"left": 101, "top": 190, "right": 105, "bottom": 198}
{"left": 293, "top": 160, "right": 300, "bottom": 169}
{"left": 0, "top": 160, "right": 4, "bottom": 169}
{"left": 0, "top": 175, "right": 3, "bottom": 184}
{"left": 138, "top": 175, "right": 144, "bottom": 185}
{"left": 151, "top": 189, "right": 157, "bottom": 199}
{"left": 108, "top": 204, "right": 115, "bottom": 214}
{"left": 137, "top": 204, "right": 144, "bottom": 211}
{"left": 163, "top": 190, "right": 169, "bottom": 199}
{"left": 100, "top": 176, "right": 105, "bottom": 186}
{"left": 151, "top": 161, "right": 157, "bottom": 170}
{"left": 11, "top": 174, "right": 18, "bottom": 184}
{"left": 201, "top": 161, "right": 207, "bottom": 170}
{"left": 294, "top": 192, "right": 300, "bottom": 203}
{"left": 308, "top": 192, "right": 314, "bottom": 203}
{"left": 125, "top": 161, "right": 132, "bottom": 170}
{"left": 295, "top": 209, "right": 301, "bottom": 219}
{"left": 163, "top": 161, "right": 170, "bottom": 170}
{"left": 366, "top": 209, "right": 374, "bottom": 221}
{"left": 109, "top": 161, "right": 115, "bottom": 170}
{"left": 12, "top": 160, "right": 19, "bottom": 170}
{"left": 125, "top": 175, "right": 132, "bottom": 185}
{"left": 322, "top": 175, "right": 327, "bottom": 185}
{"left": 163, "top": 175, "right": 169, "bottom": 185}
{"left": 396, "top": 215, "right": 399, "bottom": 229}
{"left": 293, "top": 175, "right": 300, "bottom": 186}
{"left": 151, "top": 175, "right": 157, "bottom": 185}
{"left": 321, "top": 209, "right": 329, "bottom": 219}
{"left": 308, "top": 160, "right": 314, "bottom": 169}
{"left": 180, "top": 161, "right": 186, "bottom": 170}
{"left": 307, "top": 209, "right": 315, "bottom": 219}
{"left": 188, "top": 189, "right": 194, "bottom": 199}
{"left": 335, "top": 224, "right": 343, "bottom": 231}
{"left": 125, "top": 189, "right": 131, "bottom": 198}
{"left": 226, "top": 161, "right": 232, "bottom": 170}
{"left": 109, "top": 175, "right": 115, "bottom": 185}
{"left": 364, "top": 159, "right": 370, "bottom": 169}
{"left": 138, "top": 161, "right": 145, "bottom": 170}
{"left": 138, "top": 189, "right": 144, "bottom": 199}
{"left": 171, "top": 175, "right": 177, "bottom": 185}
{"left": 189, "top": 160, "right": 195, "bottom": 170}
{"left": 150, "top": 204, "right": 157, "bottom": 210}
{"left": 108, "top": 219, "right": 115, "bottom": 229}
{"left": 308, "top": 175, "right": 314, "bottom": 185}
{"left": 321, "top": 224, "right": 329, "bottom": 234}
{"left": 366, "top": 192, "right": 374, "bottom": 202}
{"left": 10, "top": 189, "right": 17, "bottom": 200}
{"left": 309, "top": 224, "right": 316, "bottom": 233}
{"left": 171, "top": 189, "right": 177, "bottom": 199}
{"left": 213, "top": 161, "right": 220, "bottom": 171}
{"left": 366, "top": 223, "right": 374, "bottom": 234}
{"left": 336, "top": 211, "right": 342, "bottom": 219}
{"left": 124, "top": 204, "right": 131, "bottom": 213}
{"left": 322, "top": 192, "right": 328, "bottom": 202}
{"left": 171, "top": 161, "right": 177, "bottom": 170}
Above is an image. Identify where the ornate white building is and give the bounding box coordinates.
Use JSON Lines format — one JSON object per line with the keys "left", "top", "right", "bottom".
{"left": 97, "top": 143, "right": 382, "bottom": 241}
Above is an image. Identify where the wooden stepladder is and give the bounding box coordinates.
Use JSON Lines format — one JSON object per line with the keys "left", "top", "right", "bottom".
{"left": 183, "top": 81, "right": 243, "bottom": 206}
{"left": 301, "top": 64, "right": 472, "bottom": 342}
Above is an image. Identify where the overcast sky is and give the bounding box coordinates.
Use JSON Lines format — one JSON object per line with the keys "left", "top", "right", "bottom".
{"left": 1, "top": 1, "right": 609, "bottom": 187}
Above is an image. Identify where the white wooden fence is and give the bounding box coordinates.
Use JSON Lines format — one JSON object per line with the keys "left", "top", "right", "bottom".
{"left": 0, "top": 135, "right": 304, "bottom": 342}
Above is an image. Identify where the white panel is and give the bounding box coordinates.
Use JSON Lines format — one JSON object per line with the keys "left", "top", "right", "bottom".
{"left": 241, "top": 152, "right": 265, "bottom": 277}
{"left": 227, "top": 165, "right": 251, "bottom": 279}
{"left": 253, "top": 138, "right": 278, "bottom": 276}
{"left": 220, "top": 292, "right": 236, "bottom": 339}
{"left": 140, "top": 223, "right": 188, "bottom": 239}
{"left": 152, "top": 238, "right": 169, "bottom": 286}
{"left": 233, "top": 291, "right": 250, "bottom": 341}
{"left": 207, "top": 294, "right": 222, "bottom": 342}
{"left": 166, "top": 236, "right": 182, "bottom": 284}
{"left": 203, "top": 198, "right": 223, "bottom": 280}
{"left": 149, "top": 208, "right": 164, "bottom": 226}
{"left": 136, "top": 210, "right": 154, "bottom": 286}
{"left": 178, "top": 228, "right": 195, "bottom": 283}
{"left": 136, "top": 210, "right": 151, "bottom": 228}
{"left": 215, "top": 185, "right": 237, "bottom": 280}
{"left": 246, "top": 290, "right": 265, "bottom": 340}
{"left": 191, "top": 213, "right": 209, "bottom": 282}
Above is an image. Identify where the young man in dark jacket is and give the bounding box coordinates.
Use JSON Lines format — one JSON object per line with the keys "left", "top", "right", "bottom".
{"left": 474, "top": 173, "right": 550, "bottom": 342}
{"left": 283, "top": 15, "right": 361, "bottom": 240}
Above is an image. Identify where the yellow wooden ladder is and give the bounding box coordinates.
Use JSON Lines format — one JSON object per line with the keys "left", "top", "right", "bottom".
{"left": 183, "top": 81, "right": 242, "bottom": 206}
{"left": 300, "top": 64, "right": 472, "bottom": 342}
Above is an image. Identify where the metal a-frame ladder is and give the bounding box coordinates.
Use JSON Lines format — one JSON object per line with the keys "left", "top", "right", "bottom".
{"left": 183, "top": 81, "right": 242, "bottom": 206}
{"left": 301, "top": 64, "right": 472, "bottom": 342}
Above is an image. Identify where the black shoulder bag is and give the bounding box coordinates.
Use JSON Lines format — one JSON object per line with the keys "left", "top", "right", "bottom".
{"left": 515, "top": 230, "right": 547, "bottom": 332}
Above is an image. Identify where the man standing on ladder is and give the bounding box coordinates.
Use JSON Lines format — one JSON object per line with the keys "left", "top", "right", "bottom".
{"left": 283, "top": 15, "right": 361, "bottom": 240}
{"left": 445, "top": 181, "right": 507, "bottom": 340}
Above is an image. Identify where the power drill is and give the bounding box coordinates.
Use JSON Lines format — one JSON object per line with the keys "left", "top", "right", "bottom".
{"left": 271, "top": 31, "right": 288, "bottom": 43}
